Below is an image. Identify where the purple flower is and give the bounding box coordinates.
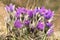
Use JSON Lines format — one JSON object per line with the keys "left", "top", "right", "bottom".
{"left": 15, "top": 8, "right": 21, "bottom": 17}
{"left": 5, "top": 5, "right": 10, "bottom": 12}
{"left": 9, "top": 3, "right": 15, "bottom": 12}
{"left": 46, "top": 27, "right": 53, "bottom": 36}
{"left": 5, "top": 3, "right": 15, "bottom": 12}
{"left": 39, "top": 6, "right": 45, "bottom": 12}
{"left": 27, "top": 10, "right": 33, "bottom": 18}
{"left": 15, "top": 7, "right": 27, "bottom": 17}
{"left": 24, "top": 20, "right": 30, "bottom": 25}
{"left": 33, "top": 7, "right": 38, "bottom": 15}
{"left": 46, "top": 22, "right": 52, "bottom": 28}
{"left": 27, "top": 8, "right": 38, "bottom": 18}
{"left": 39, "top": 6, "right": 48, "bottom": 15}
{"left": 37, "top": 21, "right": 44, "bottom": 30}
{"left": 44, "top": 9, "right": 54, "bottom": 19}
{"left": 17, "top": 7, "right": 27, "bottom": 13}
{"left": 20, "top": 7, "right": 27, "bottom": 13}
{"left": 14, "top": 19, "right": 23, "bottom": 28}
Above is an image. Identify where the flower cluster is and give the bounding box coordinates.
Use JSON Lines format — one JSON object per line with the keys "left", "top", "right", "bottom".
{"left": 5, "top": 3, "right": 54, "bottom": 36}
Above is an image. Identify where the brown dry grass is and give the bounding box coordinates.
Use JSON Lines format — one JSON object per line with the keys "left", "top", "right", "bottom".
{"left": 0, "top": 1, "right": 7, "bottom": 36}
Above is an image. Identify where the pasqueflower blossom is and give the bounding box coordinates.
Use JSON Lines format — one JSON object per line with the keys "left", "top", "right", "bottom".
{"left": 14, "top": 19, "right": 23, "bottom": 28}
{"left": 15, "top": 8, "right": 21, "bottom": 17}
{"left": 44, "top": 9, "right": 54, "bottom": 19}
{"left": 37, "top": 21, "right": 44, "bottom": 30}
{"left": 5, "top": 3, "right": 15, "bottom": 12}
{"left": 27, "top": 10, "right": 33, "bottom": 18}
{"left": 5, "top": 5, "right": 10, "bottom": 12}
{"left": 15, "top": 7, "right": 27, "bottom": 17}
{"left": 24, "top": 20, "right": 30, "bottom": 25}
{"left": 46, "top": 22, "right": 52, "bottom": 28}
{"left": 46, "top": 27, "right": 53, "bottom": 36}
{"left": 39, "top": 6, "right": 48, "bottom": 16}
{"left": 33, "top": 7, "right": 38, "bottom": 15}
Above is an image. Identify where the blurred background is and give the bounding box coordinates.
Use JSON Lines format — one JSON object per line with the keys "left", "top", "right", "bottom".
{"left": 0, "top": 0, "right": 60, "bottom": 40}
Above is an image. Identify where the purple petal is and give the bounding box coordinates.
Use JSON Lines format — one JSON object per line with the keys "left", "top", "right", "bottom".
{"left": 5, "top": 3, "right": 15, "bottom": 12}
{"left": 44, "top": 9, "right": 54, "bottom": 19}
{"left": 9, "top": 3, "right": 15, "bottom": 12}
{"left": 15, "top": 8, "right": 21, "bottom": 17}
{"left": 33, "top": 7, "right": 38, "bottom": 15}
{"left": 15, "top": 7, "right": 27, "bottom": 17}
{"left": 27, "top": 10, "right": 33, "bottom": 18}
{"left": 5, "top": 5, "right": 10, "bottom": 12}
{"left": 39, "top": 6, "right": 47, "bottom": 15}
{"left": 37, "top": 21, "right": 44, "bottom": 30}
{"left": 17, "top": 7, "right": 27, "bottom": 13}
{"left": 46, "top": 22, "right": 52, "bottom": 28}
{"left": 24, "top": 20, "right": 30, "bottom": 25}
{"left": 46, "top": 28, "right": 53, "bottom": 36}
{"left": 14, "top": 19, "right": 23, "bottom": 28}
{"left": 20, "top": 7, "right": 27, "bottom": 13}
{"left": 39, "top": 6, "right": 45, "bottom": 13}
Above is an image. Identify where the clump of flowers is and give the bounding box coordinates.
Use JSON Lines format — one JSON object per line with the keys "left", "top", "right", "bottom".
{"left": 5, "top": 3, "right": 54, "bottom": 40}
